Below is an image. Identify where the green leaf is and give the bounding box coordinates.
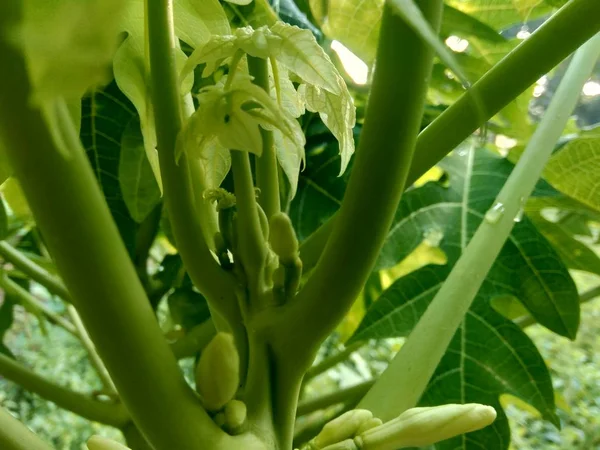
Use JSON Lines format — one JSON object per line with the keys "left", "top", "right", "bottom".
{"left": 273, "top": 115, "right": 306, "bottom": 200}
{"left": 299, "top": 74, "right": 355, "bottom": 174}
{"left": 114, "top": 0, "right": 228, "bottom": 187}
{"left": 288, "top": 134, "right": 354, "bottom": 240}
{"left": 168, "top": 287, "right": 211, "bottom": 332}
{"left": 119, "top": 119, "right": 162, "bottom": 224}
{"left": 352, "top": 264, "right": 558, "bottom": 450}
{"left": 17, "top": 0, "right": 124, "bottom": 103}
{"left": 81, "top": 81, "right": 139, "bottom": 256}
{"left": 373, "top": 147, "right": 579, "bottom": 338}
{"left": 309, "top": 0, "right": 383, "bottom": 63}
{"left": 441, "top": 5, "right": 505, "bottom": 42}
{"left": 270, "top": 22, "right": 341, "bottom": 94}
{"left": 527, "top": 211, "right": 600, "bottom": 276}
{"left": 0, "top": 140, "right": 12, "bottom": 187}
{"left": 446, "top": 0, "right": 553, "bottom": 29}
{"left": 544, "top": 130, "right": 600, "bottom": 213}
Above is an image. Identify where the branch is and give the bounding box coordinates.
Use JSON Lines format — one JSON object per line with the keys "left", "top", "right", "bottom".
{"left": 275, "top": 0, "right": 445, "bottom": 363}
{"left": 298, "top": 0, "right": 600, "bottom": 273}
{"left": 0, "top": 407, "right": 53, "bottom": 450}
{"left": 248, "top": 56, "right": 280, "bottom": 219}
{"left": 0, "top": 353, "right": 129, "bottom": 427}
{"left": 170, "top": 319, "right": 216, "bottom": 359}
{"left": 147, "top": 0, "right": 240, "bottom": 326}
{"left": 359, "top": 33, "right": 600, "bottom": 421}
{"left": 0, "top": 274, "right": 77, "bottom": 335}
{"left": 0, "top": 2, "right": 218, "bottom": 446}
{"left": 0, "top": 241, "right": 70, "bottom": 301}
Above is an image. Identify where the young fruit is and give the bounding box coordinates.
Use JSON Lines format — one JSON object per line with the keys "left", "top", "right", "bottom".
{"left": 195, "top": 332, "right": 240, "bottom": 412}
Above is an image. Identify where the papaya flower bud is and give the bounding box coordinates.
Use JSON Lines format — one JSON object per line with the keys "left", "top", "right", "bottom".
{"left": 312, "top": 409, "right": 373, "bottom": 449}
{"left": 87, "top": 435, "right": 131, "bottom": 450}
{"left": 356, "top": 403, "right": 496, "bottom": 449}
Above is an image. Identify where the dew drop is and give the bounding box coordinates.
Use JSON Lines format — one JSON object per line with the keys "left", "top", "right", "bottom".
{"left": 485, "top": 202, "right": 505, "bottom": 224}
{"left": 423, "top": 227, "right": 444, "bottom": 247}
{"left": 514, "top": 197, "right": 526, "bottom": 223}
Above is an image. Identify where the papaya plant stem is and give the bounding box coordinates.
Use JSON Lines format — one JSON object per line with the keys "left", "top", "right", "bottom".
{"left": 146, "top": 0, "right": 239, "bottom": 323}
{"left": 0, "top": 353, "right": 129, "bottom": 427}
{"left": 0, "top": 274, "right": 77, "bottom": 335}
{"left": 0, "top": 3, "right": 220, "bottom": 446}
{"left": 276, "top": 0, "right": 444, "bottom": 362}
{"left": 0, "top": 407, "right": 53, "bottom": 450}
{"left": 359, "top": 33, "right": 600, "bottom": 421}
{"left": 66, "top": 305, "right": 116, "bottom": 393}
{"left": 0, "top": 241, "right": 70, "bottom": 301}
{"left": 248, "top": 56, "right": 280, "bottom": 219}
{"left": 170, "top": 318, "right": 217, "bottom": 359}
{"left": 298, "top": 0, "right": 600, "bottom": 273}
{"left": 231, "top": 150, "right": 268, "bottom": 284}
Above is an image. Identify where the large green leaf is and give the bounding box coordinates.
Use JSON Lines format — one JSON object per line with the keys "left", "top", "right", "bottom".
{"left": 528, "top": 211, "right": 600, "bottom": 276}
{"left": 80, "top": 81, "right": 139, "bottom": 255}
{"left": 119, "top": 119, "right": 161, "bottom": 224}
{"left": 350, "top": 147, "right": 580, "bottom": 449}
{"left": 446, "top": 0, "right": 553, "bottom": 29}
{"left": 544, "top": 129, "right": 600, "bottom": 213}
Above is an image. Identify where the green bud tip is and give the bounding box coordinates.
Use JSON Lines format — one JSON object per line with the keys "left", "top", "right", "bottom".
{"left": 87, "top": 436, "right": 131, "bottom": 450}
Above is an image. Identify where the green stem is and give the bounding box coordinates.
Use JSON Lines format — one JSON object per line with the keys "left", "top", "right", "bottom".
{"left": 0, "top": 3, "right": 220, "bottom": 446}
{"left": 231, "top": 150, "right": 268, "bottom": 299}
{"left": 304, "top": 341, "right": 365, "bottom": 381}
{"left": 298, "top": 0, "right": 600, "bottom": 273}
{"left": 66, "top": 305, "right": 116, "bottom": 393}
{"left": 248, "top": 56, "right": 280, "bottom": 219}
{"left": 359, "top": 33, "right": 600, "bottom": 421}
{"left": 275, "top": 0, "right": 444, "bottom": 363}
{"left": 0, "top": 353, "right": 129, "bottom": 427}
{"left": 0, "top": 274, "right": 76, "bottom": 335}
{"left": 297, "top": 380, "right": 374, "bottom": 416}
{"left": 516, "top": 285, "right": 600, "bottom": 328}
{"left": 0, "top": 407, "right": 53, "bottom": 450}
{"left": 0, "top": 241, "right": 70, "bottom": 301}
{"left": 147, "top": 0, "right": 239, "bottom": 325}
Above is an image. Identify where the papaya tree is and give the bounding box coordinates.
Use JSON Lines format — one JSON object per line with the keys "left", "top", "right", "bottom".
{"left": 0, "top": 0, "right": 600, "bottom": 449}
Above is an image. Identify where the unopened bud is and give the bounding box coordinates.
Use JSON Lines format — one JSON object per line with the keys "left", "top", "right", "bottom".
{"left": 224, "top": 399, "right": 247, "bottom": 434}
{"left": 269, "top": 212, "right": 298, "bottom": 263}
{"left": 313, "top": 409, "right": 373, "bottom": 449}
{"left": 357, "top": 403, "right": 497, "bottom": 449}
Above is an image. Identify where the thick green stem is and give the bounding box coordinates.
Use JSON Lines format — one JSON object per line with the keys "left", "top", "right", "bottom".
{"left": 0, "top": 2, "right": 221, "bottom": 446}
{"left": 0, "top": 407, "right": 53, "bottom": 450}
{"left": 231, "top": 150, "right": 268, "bottom": 299}
{"left": 359, "top": 33, "right": 600, "bottom": 421}
{"left": 298, "top": 0, "right": 600, "bottom": 273}
{"left": 0, "top": 353, "right": 129, "bottom": 427}
{"left": 275, "top": 1, "right": 444, "bottom": 363}
{"left": 248, "top": 56, "right": 280, "bottom": 219}
{"left": 0, "top": 274, "right": 76, "bottom": 335}
{"left": 147, "top": 0, "right": 239, "bottom": 324}
{"left": 0, "top": 241, "right": 70, "bottom": 301}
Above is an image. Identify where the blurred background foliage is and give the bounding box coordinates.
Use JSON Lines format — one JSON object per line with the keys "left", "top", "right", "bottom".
{"left": 1, "top": 0, "right": 600, "bottom": 448}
